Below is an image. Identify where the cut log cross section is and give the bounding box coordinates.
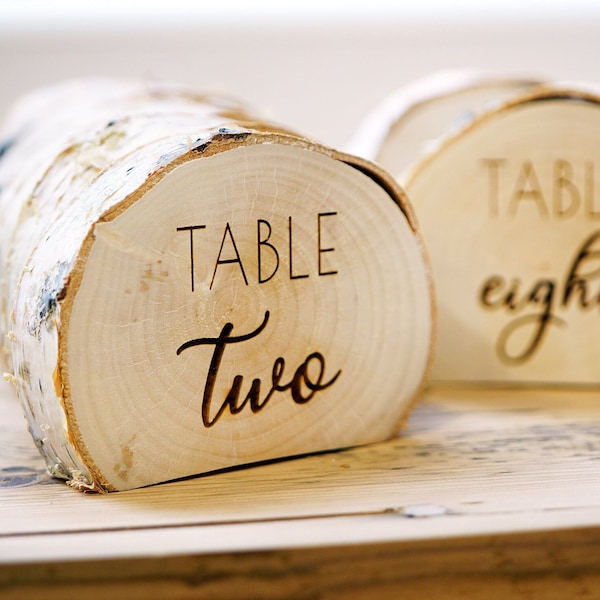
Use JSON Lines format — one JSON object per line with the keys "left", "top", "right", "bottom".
{"left": 352, "top": 70, "right": 600, "bottom": 386}
{"left": 0, "top": 79, "right": 433, "bottom": 491}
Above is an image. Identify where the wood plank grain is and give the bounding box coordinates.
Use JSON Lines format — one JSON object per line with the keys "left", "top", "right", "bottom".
{"left": 2, "top": 527, "right": 600, "bottom": 599}
{"left": 1, "top": 380, "right": 599, "bottom": 549}
{"left": 2, "top": 379, "right": 600, "bottom": 597}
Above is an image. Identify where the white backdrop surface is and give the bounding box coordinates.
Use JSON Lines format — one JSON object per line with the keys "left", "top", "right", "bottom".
{"left": 1, "top": 1, "right": 599, "bottom": 149}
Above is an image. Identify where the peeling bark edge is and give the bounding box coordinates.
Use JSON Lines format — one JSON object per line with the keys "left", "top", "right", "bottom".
{"left": 54, "top": 130, "right": 434, "bottom": 492}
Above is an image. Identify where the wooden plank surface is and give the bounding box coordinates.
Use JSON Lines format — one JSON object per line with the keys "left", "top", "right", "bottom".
{"left": 1, "top": 379, "right": 600, "bottom": 597}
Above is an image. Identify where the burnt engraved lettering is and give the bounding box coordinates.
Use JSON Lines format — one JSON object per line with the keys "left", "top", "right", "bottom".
{"left": 481, "top": 158, "right": 506, "bottom": 217}
{"left": 479, "top": 230, "right": 600, "bottom": 364}
{"left": 179, "top": 213, "right": 339, "bottom": 290}
{"left": 176, "top": 225, "right": 206, "bottom": 292}
{"left": 210, "top": 222, "right": 248, "bottom": 289}
{"left": 483, "top": 158, "right": 600, "bottom": 219}
{"left": 508, "top": 160, "right": 548, "bottom": 218}
{"left": 288, "top": 216, "right": 309, "bottom": 280}
{"left": 257, "top": 219, "right": 279, "bottom": 283}
{"left": 317, "top": 211, "right": 338, "bottom": 276}
{"left": 177, "top": 311, "right": 341, "bottom": 427}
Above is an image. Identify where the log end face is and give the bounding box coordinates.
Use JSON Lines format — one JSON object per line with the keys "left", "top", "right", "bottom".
{"left": 55, "top": 138, "right": 434, "bottom": 491}
{"left": 401, "top": 90, "right": 600, "bottom": 385}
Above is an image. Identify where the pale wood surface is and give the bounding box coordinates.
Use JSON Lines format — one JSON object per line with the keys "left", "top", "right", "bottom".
{"left": 1, "top": 379, "right": 600, "bottom": 597}
{"left": 0, "top": 79, "right": 432, "bottom": 492}
{"left": 348, "top": 69, "right": 541, "bottom": 175}
{"left": 365, "top": 83, "right": 600, "bottom": 387}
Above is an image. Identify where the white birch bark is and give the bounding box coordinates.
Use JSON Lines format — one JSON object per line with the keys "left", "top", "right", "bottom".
{"left": 351, "top": 72, "right": 600, "bottom": 386}
{"left": 0, "top": 79, "right": 433, "bottom": 491}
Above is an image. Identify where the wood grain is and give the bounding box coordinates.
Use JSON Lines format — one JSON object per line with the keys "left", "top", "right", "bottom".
{"left": 3, "top": 530, "right": 600, "bottom": 599}
{"left": 0, "top": 78, "right": 433, "bottom": 491}
{"left": 404, "top": 89, "right": 600, "bottom": 384}
{"left": 353, "top": 74, "right": 600, "bottom": 386}
{"left": 349, "top": 68, "right": 541, "bottom": 176}
{"left": 1, "top": 378, "right": 599, "bottom": 597}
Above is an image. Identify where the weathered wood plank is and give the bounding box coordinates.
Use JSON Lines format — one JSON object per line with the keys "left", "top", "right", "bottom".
{"left": 2, "top": 378, "right": 600, "bottom": 596}
{"left": 2, "top": 527, "right": 600, "bottom": 599}
{"left": 1, "top": 379, "right": 599, "bottom": 546}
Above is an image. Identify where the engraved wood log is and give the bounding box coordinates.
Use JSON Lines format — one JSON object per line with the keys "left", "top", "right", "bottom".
{"left": 349, "top": 69, "right": 542, "bottom": 178}
{"left": 352, "top": 71, "right": 600, "bottom": 386}
{"left": 0, "top": 79, "right": 434, "bottom": 491}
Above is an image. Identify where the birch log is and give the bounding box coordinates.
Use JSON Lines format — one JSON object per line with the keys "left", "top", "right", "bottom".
{"left": 349, "top": 69, "right": 542, "bottom": 178}
{"left": 0, "top": 79, "right": 433, "bottom": 491}
{"left": 352, "top": 72, "right": 600, "bottom": 386}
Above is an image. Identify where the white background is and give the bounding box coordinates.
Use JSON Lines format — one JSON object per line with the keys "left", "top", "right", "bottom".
{"left": 1, "top": 0, "right": 599, "bottom": 149}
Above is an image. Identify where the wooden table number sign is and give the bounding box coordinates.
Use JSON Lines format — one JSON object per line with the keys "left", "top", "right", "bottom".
{"left": 352, "top": 70, "right": 600, "bottom": 386}
{"left": 0, "top": 79, "right": 434, "bottom": 492}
